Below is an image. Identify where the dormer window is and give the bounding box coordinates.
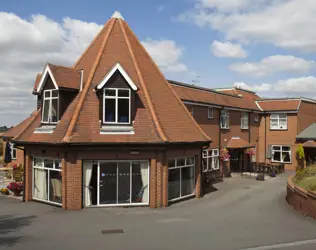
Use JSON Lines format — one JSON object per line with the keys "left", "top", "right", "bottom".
{"left": 42, "top": 89, "right": 59, "bottom": 124}
{"left": 103, "top": 88, "right": 131, "bottom": 124}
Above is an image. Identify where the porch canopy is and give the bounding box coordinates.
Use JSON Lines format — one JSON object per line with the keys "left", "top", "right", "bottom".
{"left": 302, "top": 140, "right": 316, "bottom": 148}
{"left": 297, "top": 123, "right": 316, "bottom": 142}
{"left": 226, "top": 137, "right": 254, "bottom": 149}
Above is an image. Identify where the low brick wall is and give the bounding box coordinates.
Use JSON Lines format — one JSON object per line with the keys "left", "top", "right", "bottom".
{"left": 286, "top": 176, "right": 316, "bottom": 219}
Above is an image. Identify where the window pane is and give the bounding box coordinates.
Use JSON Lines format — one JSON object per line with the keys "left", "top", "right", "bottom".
{"left": 168, "top": 159, "right": 176, "bottom": 168}
{"left": 42, "top": 99, "right": 50, "bottom": 122}
{"left": 118, "top": 162, "right": 131, "bottom": 204}
{"left": 55, "top": 160, "right": 61, "bottom": 169}
{"left": 273, "top": 146, "right": 281, "bottom": 150}
{"left": 51, "top": 99, "right": 58, "bottom": 123}
{"left": 132, "top": 162, "right": 149, "bottom": 204}
{"left": 270, "top": 114, "right": 278, "bottom": 119}
{"left": 282, "top": 152, "right": 291, "bottom": 163}
{"left": 202, "top": 158, "right": 208, "bottom": 172}
{"left": 118, "top": 89, "right": 129, "bottom": 97}
{"left": 34, "top": 168, "right": 48, "bottom": 200}
{"left": 273, "top": 151, "right": 281, "bottom": 162}
{"left": 270, "top": 119, "right": 279, "bottom": 128}
{"left": 177, "top": 158, "right": 185, "bottom": 167}
{"left": 49, "top": 170, "right": 62, "bottom": 203}
{"left": 118, "top": 99, "right": 129, "bottom": 123}
{"left": 51, "top": 90, "right": 58, "bottom": 98}
{"left": 279, "top": 114, "right": 287, "bottom": 119}
{"left": 181, "top": 166, "right": 195, "bottom": 196}
{"left": 279, "top": 119, "right": 287, "bottom": 129}
{"left": 212, "top": 157, "right": 220, "bottom": 170}
{"left": 168, "top": 169, "right": 180, "bottom": 200}
{"left": 44, "top": 159, "right": 54, "bottom": 168}
{"left": 105, "top": 89, "right": 116, "bottom": 96}
{"left": 104, "top": 98, "right": 116, "bottom": 122}
{"left": 282, "top": 146, "right": 291, "bottom": 151}
{"left": 208, "top": 108, "right": 213, "bottom": 118}
{"left": 187, "top": 157, "right": 195, "bottom": 165}
{"left": 44, "top": 91, "right": 50, "bottom": 98}
{"left": 99, "top": 162, "right": 117, "bottom": 204}
{"left": 12, "top": 148, "right": 17, "bottom": 159}
{"left": 34, "top": 158, "right": 43, "bottom": 168}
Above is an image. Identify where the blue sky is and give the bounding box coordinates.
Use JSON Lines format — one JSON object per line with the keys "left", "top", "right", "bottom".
{"left": 1, "top": 0, "right": 316, "bottom": 125}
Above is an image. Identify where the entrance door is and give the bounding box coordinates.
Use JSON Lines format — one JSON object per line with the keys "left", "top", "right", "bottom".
{"left": 99, "top": 162, "right": 117, "bottom": 205}
{"left": 230, "top": 149, "right": 242, "bottom": 173}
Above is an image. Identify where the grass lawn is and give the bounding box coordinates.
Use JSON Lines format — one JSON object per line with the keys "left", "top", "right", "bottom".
{"left": 294, "top": 176, "right": 316, "bottom": 191}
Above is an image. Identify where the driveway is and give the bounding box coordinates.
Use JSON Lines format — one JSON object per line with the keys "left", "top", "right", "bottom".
{"left": 1, "top": 172, "right": 316, "bottom": 250}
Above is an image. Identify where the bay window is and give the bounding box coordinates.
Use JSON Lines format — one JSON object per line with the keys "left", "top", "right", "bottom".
{"left": 42, "top": 90, "right": 59, "bottom": 124}
{"left": 272, "top": 145, "right": 291, "bottom": 163}
{"left": 241, "top": 112, "right": 249, "bottom": 129}
{"left": 220, "top": 110, "right": 230, "bottom": 129}
{"left": 168, "top": 157, "right": 195, "bottom": 201}
{"left": 270, "top": 114, "right": 287, "bottom": 130}
{"left": 103, "top": 88, "right": 130, "bottom": 124}
{"left": 202, "top": 149, "right": 219, "bottom": 172}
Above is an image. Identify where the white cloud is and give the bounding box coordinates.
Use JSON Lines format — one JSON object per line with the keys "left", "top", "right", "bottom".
{"left": 142, "top": 39, "right": 188, "bottom": 72}
{"left": 230, "top": 55, "right": 315, "bottom": 77}
{"left": 211, "top": 40, "right": 247, "bottom": 58}
{"left": 233, "top": 82, "right": 272, "bottom": 92}
{"left": 179, "top": 0, "right": 316, "bottom": 52}
{"left": 157, "top": 5, "right": 165, "bottom": 13}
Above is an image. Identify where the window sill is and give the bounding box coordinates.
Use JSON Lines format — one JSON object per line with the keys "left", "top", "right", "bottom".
{"left": 241, "top": 128, "right": 249, "bottom": 130}
{"left": 34, "top": 125, "right": 56, "bottom": 134}
{"left": 270, "top": 129, "right": 288, "bottom": 131}
{"left": 221, "top": 127, "right": 230, "bottom": 130}
{"left": 100, "top": 126, "right": 134, "bottom": 135}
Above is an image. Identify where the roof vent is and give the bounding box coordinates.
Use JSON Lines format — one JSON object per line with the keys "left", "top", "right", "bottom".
{"left": 111, "top": 11, "right": 124, "bottom": 20}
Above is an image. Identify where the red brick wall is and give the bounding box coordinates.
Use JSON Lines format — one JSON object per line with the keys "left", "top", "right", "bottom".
{"left": 297, "top": 101, "right": 316, "bottom": 134}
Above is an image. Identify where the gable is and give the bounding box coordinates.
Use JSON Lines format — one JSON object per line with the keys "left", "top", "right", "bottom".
{"left": 96, "top": 63, "right": 137, "bottom": 91}
{"left": 36, "top": 65, "right": 58, "bottom": 93}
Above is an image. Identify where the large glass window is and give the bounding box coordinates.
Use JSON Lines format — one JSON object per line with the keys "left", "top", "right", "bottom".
{"left": 103, "top": 88, "right": 130, "bottom": 124}
{"left": 84, "top": 160, "right": 149, "bottom": 207}
{"left": 220, "top": 110, "right": 230, "bottom": 129}
{"left": 241, "top": 112, "right": 249, "bottom": 129}
{"left": 272, "top": 145, "right": 291, "bottom": 163}
{"left": 202, "top": 149, "right": 220, "bottom": 172}
{"left": 168, "top": 157, "right": 195, "bottom": 201}
{"left": 270, "top": 114, "right": 287, "bottom": 130}
{"left": 42, "top": 90, "right": 59, "bottom": 124}
{"left": 33, "top": 158, "right": 62, "bottom": 205}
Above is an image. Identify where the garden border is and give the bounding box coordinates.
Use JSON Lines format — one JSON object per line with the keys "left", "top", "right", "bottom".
{"left": 286, "top": 175, "right": 316, "bottom": 219}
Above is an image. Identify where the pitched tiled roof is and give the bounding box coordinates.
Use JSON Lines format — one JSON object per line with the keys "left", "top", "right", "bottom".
{"left": 2, "top": 111, "right": 39, "bottom": 139}
{"left": 33, "top": 64, "right": 82, "bottom": 92}
{"left": 226, "top": 137, "right": 254, "bottom": 149}
{"left": 302, "top": 140, "right": 316, "bottom": 148}
{"left": 170, "top": 81, "right": 261, "bottom": 111}
{"left": 256, "top": 99, "right": 300, "bottom": 111}
{"left": 15, "top": 13, "right": 210, "bottom": 145}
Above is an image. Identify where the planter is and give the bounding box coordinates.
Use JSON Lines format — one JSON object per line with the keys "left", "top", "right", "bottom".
{"left": 13, "top": 190, "right": 21, "bottom": 196}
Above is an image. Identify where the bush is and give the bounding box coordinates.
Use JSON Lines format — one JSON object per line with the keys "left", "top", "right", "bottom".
{"left": 296, "top": 144, "right": 305, "bottom": 160}
{"left": 295, "top": 165, "right": 316, "bottom": 182}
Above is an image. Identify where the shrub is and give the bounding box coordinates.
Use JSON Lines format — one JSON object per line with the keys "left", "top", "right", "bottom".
{"left": 296, "top": 144, "right": 305, "bottom": 160}
{"left": 295, "top": 165, "right": 316, "bottom": 182}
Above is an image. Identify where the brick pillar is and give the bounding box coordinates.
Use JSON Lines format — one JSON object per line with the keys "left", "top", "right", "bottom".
{"left": 24, "top": 153, "right": 32, "bottom": 202}
{"left": 61, "top": 158, "right": 67, "bottom": 209}
{"left": 149, "top": 158, "right": 157, "bottom": 208}
{"left": 162, "top": 160, "right": 168, "bottom": 207}
{"left": 195, "top": 154, "right": 202, "bottom": 199}
{"left": 156, "top": 160, "right": 162, "bottom": 208}
{"left": 64, "top": 154, "right": 82, "bottom": 210}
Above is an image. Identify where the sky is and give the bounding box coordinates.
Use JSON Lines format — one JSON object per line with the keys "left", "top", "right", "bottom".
{"left": 1, "top": 0, "right": 316, "bottom": 126}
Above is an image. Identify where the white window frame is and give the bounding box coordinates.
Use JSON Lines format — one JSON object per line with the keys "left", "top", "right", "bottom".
{"left": 270, "top": 113, "right": 287, "bottom": 130}
{"left": 103, "top": 88, "right": 131, "bottom": 124}
{"left": 168, "top": 157, "right": 196, "bottom": 202}
{"left": 10, "top": 143, "right": 17, "bottom": 160}
{"left": 42, "top": 89, "right": 59, "bottom": 124}
{"left": 271, "top": 145, "right": 291, "bottom": 163}
{"left": 241, "top": 112, "right": 249, "bottom": 130}
{"left": 32, "top": 158, "right": 62, "bottom": 206}
{"left": 220, "top": 110, "right": 230, "bottom": 129}
{"left": 208, "top": 107, "right": 213, "bottom": 119}
{"left": 89, "top": 160, "right": 150, "bottom": 207}
{"left": 202, "top": 149, "right": 219, "bottom": 172}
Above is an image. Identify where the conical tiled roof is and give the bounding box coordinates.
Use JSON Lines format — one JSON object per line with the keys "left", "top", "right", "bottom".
{"left": 14, "top": 12, "right": 210, "bottom": 145}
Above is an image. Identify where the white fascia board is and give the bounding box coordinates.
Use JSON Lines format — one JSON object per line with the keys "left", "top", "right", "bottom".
{"left": 268, "top": 111, "right": 298, "bottom": 114}
{"left": 97, "top": 63, "right": 138, "bottom": 91}
{"left": 255, "top": 101, "right": 263, "bottom": 111}
{"left": 36, "top": 64, "right": 59, "bottom": 93}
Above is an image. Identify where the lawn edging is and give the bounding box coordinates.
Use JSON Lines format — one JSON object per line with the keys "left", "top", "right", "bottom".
{"left": 286, "top": 175, "right": 316, "bottom": 219}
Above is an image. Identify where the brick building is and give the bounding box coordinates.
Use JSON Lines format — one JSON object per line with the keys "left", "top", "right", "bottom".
{"left": 6, "top": 11, "right": 316, "bottom": 210}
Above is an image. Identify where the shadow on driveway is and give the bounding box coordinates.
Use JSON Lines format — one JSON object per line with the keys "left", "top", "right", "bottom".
{"left": 0, "top": 215, "right": 36, "bottom": 247}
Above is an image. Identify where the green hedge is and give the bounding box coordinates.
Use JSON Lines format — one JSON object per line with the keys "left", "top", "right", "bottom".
{"left": 294, "top": 165, "right": 316, "bottom": 191}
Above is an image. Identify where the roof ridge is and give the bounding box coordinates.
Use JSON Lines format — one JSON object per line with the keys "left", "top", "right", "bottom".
{"left": 13, "top": 110, "right": 41, "bottom": 141}
{"left": 169, "top": 80, "right": 242, "bottom": 98}
{"left": 73, "top": 19, "right": 111, "bottom": 68}
{"left": 119, "top": 19, "right": 167, "bottom": 142}
{"left": 48, "top": 63, "right": 81, "bottom": 71}
{"left": 123, "top": 23, "right": 210, "bottom": 142}
{"left": 63, "top": 18, "right": 116, "bottom": 142}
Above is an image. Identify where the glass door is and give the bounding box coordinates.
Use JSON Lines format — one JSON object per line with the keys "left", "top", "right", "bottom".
{"left": 99, "top": 162, "right": 117, "bottom": 205}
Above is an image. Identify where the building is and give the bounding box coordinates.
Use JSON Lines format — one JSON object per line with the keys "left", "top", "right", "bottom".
{"left": 7, "top": 11, "right": 316, "bottom": 210}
